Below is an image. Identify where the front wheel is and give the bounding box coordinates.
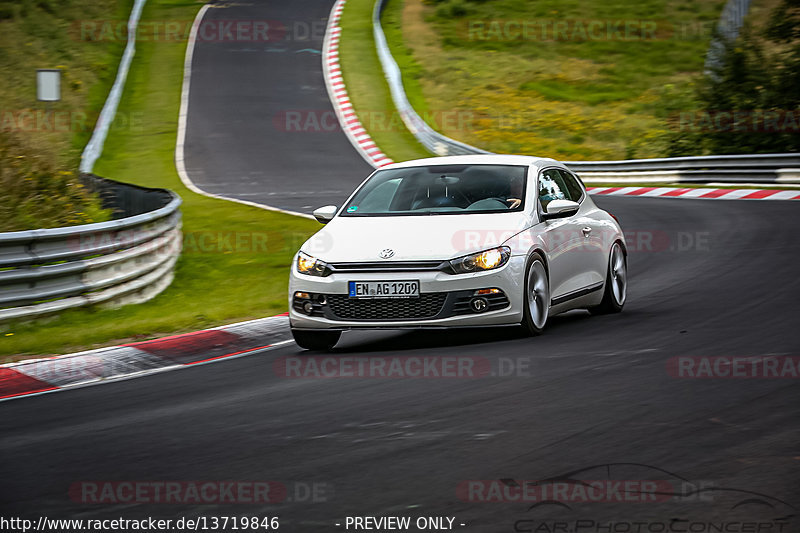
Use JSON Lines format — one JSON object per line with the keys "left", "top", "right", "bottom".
{"left": 521, "top": 253, "right": 550, "bottom": 336}
{"left": 291, "top": 329, "right": 341, "bottom": 351}
{"left": 590, "top": 241, "right": 627, "bottom": 315}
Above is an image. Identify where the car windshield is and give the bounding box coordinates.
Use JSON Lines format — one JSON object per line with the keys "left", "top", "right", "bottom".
{"left": 341, "top": 164, "right": 528, "bottom": 217}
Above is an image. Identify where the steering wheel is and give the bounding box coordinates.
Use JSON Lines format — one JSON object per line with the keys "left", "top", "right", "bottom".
{"left": 466, "top": 198, "right": 509, "bottom": 210}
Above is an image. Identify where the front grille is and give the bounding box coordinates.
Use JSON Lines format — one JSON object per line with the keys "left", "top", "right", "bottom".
{"left": 328, "top": 261, "right": 446, "bottom": 273}
{"left": 326, "top": 293, "right": 447, "bottom": 321}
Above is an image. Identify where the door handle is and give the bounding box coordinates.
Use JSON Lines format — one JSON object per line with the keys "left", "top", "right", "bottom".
{"left": 582, "top": 226, "right": 592, "bottom": 237}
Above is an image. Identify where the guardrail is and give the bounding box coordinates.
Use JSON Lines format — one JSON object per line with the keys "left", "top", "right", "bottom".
{"left": 0, "top": 174, "right": 182, "bottom": 323}
{"left": 564, "top": 153, "right": 800, "bottom": 172}
{"left": 372, "top": 0, "right": 798, "bottom": 183}
{"left": 372, "top": 0, "right": 488, "bottom": 157}
{"left": 80, "top": 0, "right": 147, "bottom": 173}
{"left": 564, "top": 154, "right": 800, "bottom": 183}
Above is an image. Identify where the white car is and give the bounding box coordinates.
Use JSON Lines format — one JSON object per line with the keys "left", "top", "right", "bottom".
{"left": 289, "top": 155, "right": 626, "bottom": 350}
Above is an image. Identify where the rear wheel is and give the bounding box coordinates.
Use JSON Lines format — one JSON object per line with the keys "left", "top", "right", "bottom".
{"left": 590, "top": 241, "right": 627, "bottom": 315}
{"left": 291, "top": 329, "right": 341, "bottom": 351}
{"left": 521, "top": 253, "right": 549, "bottom": 336}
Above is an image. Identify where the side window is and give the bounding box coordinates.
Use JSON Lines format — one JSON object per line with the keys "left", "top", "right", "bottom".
{"left": 538, "top": 169, "right": 570, "bottom": 210}
{"left": 558, "top": 169, "right": 584, "bottom": 201}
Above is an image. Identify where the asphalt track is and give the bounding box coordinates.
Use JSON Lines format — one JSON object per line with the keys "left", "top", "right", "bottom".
{"left": 182, "top": 0, "right": 374, "bottom": 214}
{"left": 2, "top": 0, "right": 799, "bottom": 530}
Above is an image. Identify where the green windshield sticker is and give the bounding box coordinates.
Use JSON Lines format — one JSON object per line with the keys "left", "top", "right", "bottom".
{"left": 347, "top": 206, "right": 358, "bottom": 212}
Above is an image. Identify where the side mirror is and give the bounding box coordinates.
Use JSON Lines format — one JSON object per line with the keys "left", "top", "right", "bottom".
{"left": 313, "top": 205, "right": 338, "bottom": 224}
{"left": 542, "top": 199, "right": 579, "bottom": 220}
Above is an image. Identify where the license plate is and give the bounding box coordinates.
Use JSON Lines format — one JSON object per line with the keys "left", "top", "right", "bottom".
{"left": 348, "top": 280, "right": 420, "bottom": 298}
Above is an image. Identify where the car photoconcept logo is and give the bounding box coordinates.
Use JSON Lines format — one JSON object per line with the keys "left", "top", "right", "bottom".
{"left": 379, "top": 249, "right": 395, "bottom": 259}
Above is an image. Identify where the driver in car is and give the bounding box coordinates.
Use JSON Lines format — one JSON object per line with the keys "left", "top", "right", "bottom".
{"left": 504, "top": 175, "right": 524, "bottom": 209}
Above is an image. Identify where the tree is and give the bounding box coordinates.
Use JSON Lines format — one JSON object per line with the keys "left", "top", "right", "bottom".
{"left": 667, "top": 0, "right": 800, "bottom": 155}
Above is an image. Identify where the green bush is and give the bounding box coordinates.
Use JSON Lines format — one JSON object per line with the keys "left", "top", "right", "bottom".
{"left": 0, "top": 131, "right": 111, "bottom": 231}
{"left": 667, "top": 0, "right": 800, "bottom": 155}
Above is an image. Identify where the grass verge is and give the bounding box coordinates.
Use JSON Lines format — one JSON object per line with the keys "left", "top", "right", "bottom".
{"left": 337, "top": 0, "right": 787, "bottom": 190}
{"left": 385, "top": 0, "right": 730, "bottom": 161}
{"left": 338, "top": 0, "right": 430, "bottom": 162}
{"left": 0, "top": 0, "right": 131, "bottom": 166}
{"left": 341, "top": 0, "right": 742, "bottom": 160}
{"left": 0, "top": 0, "right": 131, "bottom": 229}
{"left": 1, "top": 0, "right": 319, "bottom": 361}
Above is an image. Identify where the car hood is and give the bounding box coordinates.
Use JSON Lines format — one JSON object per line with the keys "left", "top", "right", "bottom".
{"left": 301, "top": 213, "right": 529, "bottom": 263}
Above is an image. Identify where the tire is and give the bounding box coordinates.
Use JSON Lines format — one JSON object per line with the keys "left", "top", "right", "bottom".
{"left": 521, "top": 253, "right": 550, "bottom": 336}
{"left": 291, "top": 329, "right": 341, "bottom": 351}
{"left": 590, "top": 241, "right": 627, "bottom": 315}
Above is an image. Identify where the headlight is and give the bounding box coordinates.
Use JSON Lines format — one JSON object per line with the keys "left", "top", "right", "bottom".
{"left": 296, "top": 251, "right": 330, "bottom": 277}
{"left": 449, "top": 246, "right": 511, "bottom": 274}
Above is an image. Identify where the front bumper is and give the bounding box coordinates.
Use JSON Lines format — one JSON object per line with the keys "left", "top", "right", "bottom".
{"left": 288, "top": 255, "right": 525, "bottom": 330}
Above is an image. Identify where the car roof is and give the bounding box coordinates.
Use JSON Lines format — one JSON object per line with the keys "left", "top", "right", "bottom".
{"left": 380, "top": 154, "right": 559, "bottom": 170}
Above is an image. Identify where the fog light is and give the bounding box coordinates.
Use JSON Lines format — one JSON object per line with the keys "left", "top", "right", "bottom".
{"left": 471, "top": 297, "right": 488, "bottom": 313}
{"left": 302, "top": 301, "right": 314, "bottom": 314}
